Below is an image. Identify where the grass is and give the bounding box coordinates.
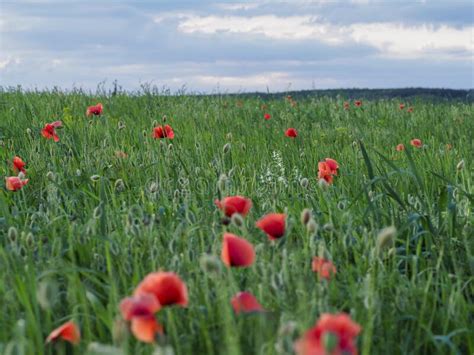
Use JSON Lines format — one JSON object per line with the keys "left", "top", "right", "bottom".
{"left": 0, "top": 89, "right": 473, "bottom": 354}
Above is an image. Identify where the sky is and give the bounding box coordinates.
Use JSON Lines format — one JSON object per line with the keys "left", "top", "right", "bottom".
{"left": 0, "top": 0, "right": 473, "bottom": 93}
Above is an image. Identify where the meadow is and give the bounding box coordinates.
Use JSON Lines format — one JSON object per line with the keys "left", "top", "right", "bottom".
{"left": 0, "top": 89, "right": 473, "bottom": 355}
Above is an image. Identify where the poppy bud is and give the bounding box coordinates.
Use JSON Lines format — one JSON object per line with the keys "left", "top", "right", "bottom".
{"left": 90, "top": 175, "right": 101, "bottom": 182}
{"left": 142, "top": 130, "right": 147, "bottom": 137}
{"left": 168, "top": 143, "right": 173, "bottom": 150}
{"left": 118, "top": 121, "right": 126, "bottom": 130}
{"left": 25, "top": 232, "right": 34, "bottom": 248}
{"left": 46, "top": 171, "right": 56, "bottom": 181}
{"left": 76, "top": 169, "right": 82, "bottom": 177}
{"left": 300, "top": 178, "right": 309, "bottom": 188}
{"left": 93, "top": 205, "right": 102, "bottom": 219}
{"left": 231, "top": 213, "right": 244, "bottom": 228}
{"left": 162, "top": 115, "right": 167, "bottom": 122}
{"left": 318, "top": 178, "right": 329, "bottom": 189}
{"left": 221, "top": 216, "right": 231, "bottom": 225}
{"left": 112, "top": 317, "right": 129, "bottom": 345}
{"left": 323, "top": 223, "right": 334, "bottom": 232}
{"left": 322, "top": 332, "right": 339, "bottom": 353}
{"left": 226, "top": 132, "right": 233, "bottom": 141}
{"left": 300, "top": 208, "right": 312, "bottom": 226}
{"left": 149, "top": 182, "right": 159, "bottom": 194}
{"left": 456, "top": 159, "right": 464, "bottom": 171}
{"left": 114, "top": 179, "right": 125, "bottom": 192}
{"left": 18, "top": 171, "right": 26, "bottom": 180}
{"left": 376, "top": 226, "right": 396, "bottom": 253}
{"left": 306, "top": 219, "right": 318, "bottom": 236}
{"left": 8, "top": 226, "right": 18, "bottom": 242}
{"left": 26, "top": 128, "right": 32, "bottom": 135}
{"left": 223, "top": 143, "right": 231, "bottom": 154}
{"left": 199, "top": 254, "right": 222, "bottom": 275}
{"left": 217, "top": 174, "right": 228, "bottom": 192}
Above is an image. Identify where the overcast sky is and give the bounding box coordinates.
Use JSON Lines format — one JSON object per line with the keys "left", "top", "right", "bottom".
{"left": 0, "top": 0, "right": 473, "bottom": 93}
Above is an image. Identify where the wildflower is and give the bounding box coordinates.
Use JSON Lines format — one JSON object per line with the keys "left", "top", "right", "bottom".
{"left": 120, "top": 293, "right": 161, "bottom": 321}
{"left": 13, "top": 156, "right": 26, "bottom": 174}
{"left": 396, "top": 144, "right": 405, "bottom": 151}
{"left": 46, "top": 321, "right": 81, "bottom": 345}
{"left": 343, "top": 101, "right": 350, "bottom": 110}
{"left": 86, "top": 103, "right": 103, "bottom": 116}
{"left": 300, "top": 208, "right": 312, "bottom": 226}
{"left": 410, "top": 139, "right": 422, "bottom": 148}
{"left": 311, "top": 257, "right": 336, "bottom": 280}
{"left": 407, "top": 107, "right": 414, "bottom": 113}
{"left": 317, "top": 159, "right": 339, "bottom": 184}
{"left": 41, "top": 121, "right": 62, "bottom": 142}
{"left": 130, "top": 316, "right": 163, "bottom": 343}
{"left": 5, "top": 176, "right": 29, "bottom": 191}
{"left": 264, "top": 113, "right": 271, "bottom": 120}
{"left": 153, "top": 125, "right": 174, "bottom": 139}
{"left": 221, "top": 233, "right": 255, "bottom": 267}
{"left": 285, "top": 128, "right": 298, "bottom": 138}
{"left": 256, "top": 213, "right": 286, "bottom": 240}
{"left": 399, "top": 103, "right": 405, "bottom": 110}
{"left": 214, "top": 196, "right": 252, "bottom": 217}
{"left": 134, "top": 271, "right": 188, "bottom": 307}
{"left": 354, "top": 100, "right": 362, "bottom": 107}
{"left": 231, "top": 292, "right": 265, "bottom": 314}
{"left": 294, "top": 313, "right": 361, "bottom": 355}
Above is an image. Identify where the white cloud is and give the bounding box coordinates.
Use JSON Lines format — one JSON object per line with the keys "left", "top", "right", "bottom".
{"left": 216, "top": 3, "right": 261, "bottom": 11}
{"left": 177, "top": 15, "right": 474, "bottom": 59}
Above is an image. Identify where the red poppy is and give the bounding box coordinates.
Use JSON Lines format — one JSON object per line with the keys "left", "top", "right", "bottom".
{"left": 13, "top": 156, "right": 26, "bottom": 174}
{"left": 407, "top": 107, "right": 414, "bottom": 113}
{"left": 120, "top": 293, "right": 161, "bottom": 321}
{"left": 153, "top": 125, "right": 174, "bottom": 139}
{"left": 445, "top": 144, "right": 453, "bottom": 151}
{"left": 134, "top": 271, "right": 188, "bottom": 307}
{"left": 410, "top": 139, "right": 422, "bottom": 148}
{"left": 5, "top": 176, "right": 29, "bottom": 191}
{"left": 221, "top": 233, "right": 255, "bottom": 267}
{"left": 294, "top": 313, "right": 361, "bottom": 355}
{"left": 312, "top": 257, "right": 337, "bottom": 280}
{"left": 86, "top": 103, "right": 103, "bottom": 116}
{"left": 46, "top": 321, "right": 81, "bottom": 345}
{"left": 264, "top": 113, "right": 271, "bottom": 120}
{"left": 343, "top": 102, "right": 350, "bottom": 110}
{"left": 324, "top": 158, "right": 339, "bottom": 175}
{"left": 399, "top": 103, "right": 405, "bottom": 110}
{"left": 41, "top": 121, "right": 62, "bottom": 142}
{"left": 317, "top": 158, "right": 339, "bottom": 184}
{"left": 285, "top": 128, "right": 298, "bottom": 138}
{"left": 130, "top": 316, "right": 163, "bottom": 343}
{"left": 354, "top": 100, "right": 362, "bottom": 107}
{"left": 256, "top": 213, "right": 286, "bottom": 240}
{"left": 231, "top": 291, "right": 265, "bottom": 314}
{"left": 214, "top": 196, "right": 252, "bottom": 217}
{"left": 395, "top": 144, "right": 405, "bottom": 151}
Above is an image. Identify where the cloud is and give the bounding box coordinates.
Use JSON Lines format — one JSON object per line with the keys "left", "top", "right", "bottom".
{"left": 177, "top": 15, "right": 473, "bottom": 60}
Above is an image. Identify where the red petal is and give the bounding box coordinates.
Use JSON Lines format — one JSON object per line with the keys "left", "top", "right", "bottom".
{"left": 221, "top": 233, "right": 255, "bottom": 267}
{"left": 46, "top": 321, "right": 80, "bottom": 345}
{"left": 134, "top": 272, "right": 188, "bottom": 307}
{"left": 231, "top": 291, "right": 265, "bottom": 314}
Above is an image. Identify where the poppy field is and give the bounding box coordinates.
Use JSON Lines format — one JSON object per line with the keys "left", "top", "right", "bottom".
{"left": 0, "top": 91, "right": 473, "bottom": 354}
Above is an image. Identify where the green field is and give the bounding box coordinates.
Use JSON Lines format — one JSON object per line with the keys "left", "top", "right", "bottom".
{"left": 0, "top": 90, "right": 473, "bottom": 354}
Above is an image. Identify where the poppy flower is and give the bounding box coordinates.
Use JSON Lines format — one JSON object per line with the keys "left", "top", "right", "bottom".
{"left": 395, "top": 144, "right": 405, "bottom": 151}
{"left": 324, "top": 158, "right": 339, "bottom": 175}
{"left": 41, "top": 121, "right": 62, "bottom": 142}
{"left": 354, "top": 100, "right": 362, "bottom": 107}
{"left": 130, "top": 316, "right": 163, "bottom": 343}
{"left": 214, "top": 196, "right": 252, "bottom": 217}
{"left": 153, "top": 125, "right": 174, "bottom": 139}
{"left": 399, "top": 103, "right": 405, "bottom": 110}
{"left": 46, "top": 321, "right": 81, "bottom": 345}
{"left": 120, "top": 293, "right": 161, "bottom": 321}
{"left": 256, "top": 213, "right": 286, "bottom": 240}
{"left": 294, "top": 313, "right": 361, "bottom": 355}
{"left": 5, "top": 176, "right": 29, "bottom": 191}
{"left": 317, "top": 162, "right": 336, "bottom": 184}
{"left": 312, "top": 257, "right": 337, "bottom": 280}
{"left": 264, "top": 113, "right": 271, "bottom": 120}
{"left": 13, "top": 156, "right": 26, "bottom": 174}
{"left": 134, "top": 271, "right": 188, "bottom": 307}
{"left": 285, "top": 128, "right": 298, "bottom": 138}
{"left": 231, "top": 292, "right": 265, "bottom": 314}
{"left": 86, "top": 103, "right": 103, "bottom": 116}
{"left": 410, "top": 139, "right": 422, "bottom": 148}
{"left": 343, "top": 102, "right": 350, "bottom": 110}
{"left": 221, "top": 233, "right": 255, "bottom": 267}
{"left": 407, "top": 107, "right": 414, "bottom": 113}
